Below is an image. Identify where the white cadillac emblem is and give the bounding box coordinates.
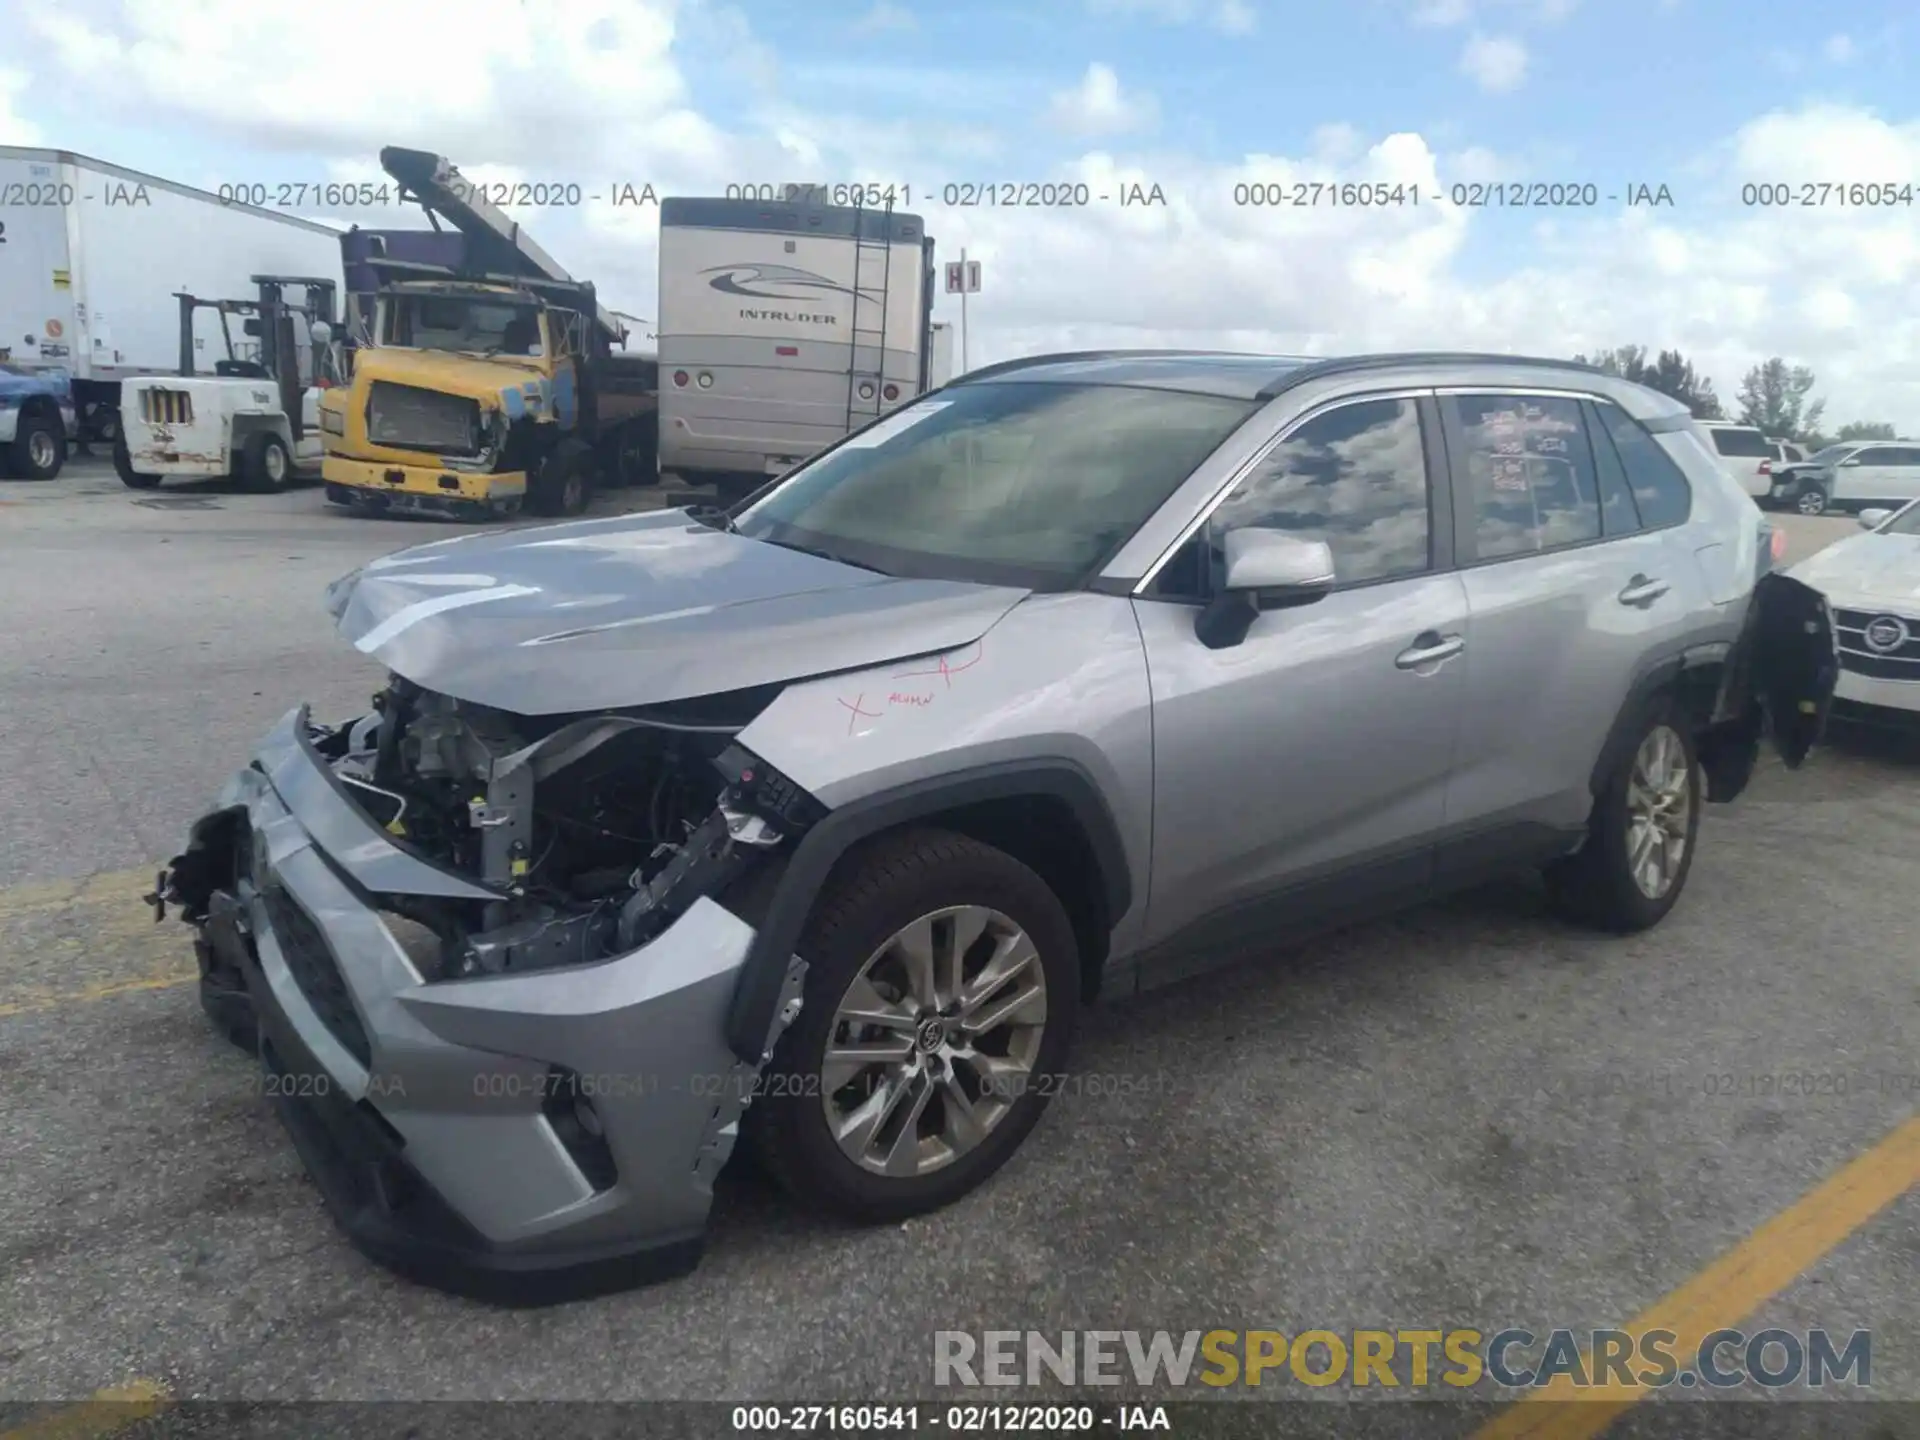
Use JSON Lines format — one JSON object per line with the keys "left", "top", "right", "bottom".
{"left": 1862, "top": 615, "right": 1909, "bottom": 653}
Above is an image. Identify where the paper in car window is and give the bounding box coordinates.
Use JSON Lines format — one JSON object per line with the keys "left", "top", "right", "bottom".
{"left": 840, "top": 401, "right": 953, "bottom": 449}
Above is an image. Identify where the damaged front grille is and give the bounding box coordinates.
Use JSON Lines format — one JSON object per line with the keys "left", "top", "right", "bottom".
{"left": 261, "top": 886, "right": 374, "bottom": 1069}
{"left": 366, "top": 382, "right": 481, "bottom": 455}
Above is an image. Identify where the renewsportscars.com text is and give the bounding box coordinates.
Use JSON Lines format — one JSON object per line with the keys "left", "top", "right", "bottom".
{"left": 932, "top": 1328, "right": 1871, "bottom": 1390}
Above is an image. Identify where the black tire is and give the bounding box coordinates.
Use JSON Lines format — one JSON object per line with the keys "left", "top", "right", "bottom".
{"left": 1546, "top": 703, "right": 1702, "bottom": 933}
{"left": 1792, "top": 482, "right": 1828, "bottom": 516}
{"left": 90, "top": 406, "right": 120, "bottom": 446}
{"left": 9, "top": 408, "right": 66, "bottom": 480}
{"left": 112, "top": 432, "right": 162, "bottom": 489}
{"left": 749, "top": 827, "right": 1081, "bottom": 1224}
{"left": 526, "top": 443, "right": 593, "bottom": 517}
{"left": 240, "top": 431, "right": 294, "bottom": 493}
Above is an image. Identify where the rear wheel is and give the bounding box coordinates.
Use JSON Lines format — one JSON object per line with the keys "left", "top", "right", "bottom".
{"left": 113, "top": 433, "right": 162, "bottom": 489}
{"left": 9, "top": 409, "right": 66, "bottom": 480}
{"left": 1547, "top": 708, "right": 1701, "bottom": 933}
{"left": 240, "top": 432, "right": 294, "bottom": 493}
{"left": 749, "top": 828, "right": 1080, "bottom": 1223}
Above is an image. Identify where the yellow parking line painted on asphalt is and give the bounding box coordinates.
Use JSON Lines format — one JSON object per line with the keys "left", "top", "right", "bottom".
{"left": 0, "top": 1380, "right": 170, "bottom": 1440}
{"left": 0, "top": 968, "right": 197, "bottom": 1020}
{"left": 1472, "top": 1112, "right": 1920, "bottom": 1439}
{"left": 0, "top": 866, "right": 159, "bottom": 924}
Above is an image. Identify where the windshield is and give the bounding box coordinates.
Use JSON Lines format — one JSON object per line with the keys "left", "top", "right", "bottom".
{"left": 734, "top": 381, "right": 1260, "bottom": 588}
{"left": 386, "top": 295, "right": 542, "bottom": 356}
{"left": 1878, "top": 500, "right": 1920, "bottom": 536}
{"left": 1809, "top": 443, "right": 1863, "bottom": 464}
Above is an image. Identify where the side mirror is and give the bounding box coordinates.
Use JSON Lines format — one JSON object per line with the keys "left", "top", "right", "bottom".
{"left": 1858, "top": 509, "right": 1891, "bottom": 530}
{"left": 310, "top": 321, "right": 333, "bottom": 346}
{"left": 1195, "top": 529, "right": 1337, "bottom": 650}
{"left": 1841, "top": 456, "right": 1864, "bottom": 466}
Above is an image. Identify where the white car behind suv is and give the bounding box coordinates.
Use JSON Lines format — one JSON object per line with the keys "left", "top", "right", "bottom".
{"left": 1698, "top": 421, "right": 1776, "bottom": 501}
{"left": 1790, "top": 498, "right": 1920, "bottom": 724}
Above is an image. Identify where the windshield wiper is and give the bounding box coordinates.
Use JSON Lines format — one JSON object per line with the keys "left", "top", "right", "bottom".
{"left": 761, "top": 537, "right": 891, "bottom": 575}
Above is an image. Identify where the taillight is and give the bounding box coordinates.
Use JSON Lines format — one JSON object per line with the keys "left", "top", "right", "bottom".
{"left": 1759, "top": 459, "right": 1772, "bottom": 475}
{"left": 1770, "top": 525, "right": 1788, "bottom": 563}
{"left": 882, "top": 384, "right": 899, "bottom": 401}
{"left": 672, "top": 370, "right": 689, "bottom": 387}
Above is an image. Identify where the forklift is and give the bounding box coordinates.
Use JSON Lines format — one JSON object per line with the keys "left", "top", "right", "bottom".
{"left": 114, "top": 275, "right": 346, "bottom": 493}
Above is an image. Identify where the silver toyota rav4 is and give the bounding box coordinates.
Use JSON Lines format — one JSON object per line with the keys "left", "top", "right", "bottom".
{"left": 158, "top": 351, "right": 1837, "bottom": 1304}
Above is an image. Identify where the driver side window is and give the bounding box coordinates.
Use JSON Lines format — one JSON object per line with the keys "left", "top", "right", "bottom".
{"left": 1149, "top": 397, "right": 1433, "bottom": 598}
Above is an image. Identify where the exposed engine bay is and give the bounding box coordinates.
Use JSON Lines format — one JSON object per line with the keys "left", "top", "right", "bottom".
{"left": 309, "top": 673, "right": 823, "bottom": 982}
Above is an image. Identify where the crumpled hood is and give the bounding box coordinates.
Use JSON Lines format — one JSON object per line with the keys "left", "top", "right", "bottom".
{"left": 328, "top": 509, "right": 1031, "bottom": 715}
{"left": 1789, "top": 531, "right": 1920, "bottom": 608}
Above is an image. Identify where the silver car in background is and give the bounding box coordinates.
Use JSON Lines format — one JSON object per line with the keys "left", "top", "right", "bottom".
{"left": 157, "top": 351, "right": 1837, "bottom": 1305}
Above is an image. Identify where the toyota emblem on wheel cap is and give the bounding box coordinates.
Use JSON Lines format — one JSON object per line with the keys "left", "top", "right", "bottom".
{"left": 1863, "top": 616, "right": 1909, "bottom": 653}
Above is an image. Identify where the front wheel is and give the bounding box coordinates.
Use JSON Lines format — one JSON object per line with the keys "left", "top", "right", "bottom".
{"left": 240, "top": 432, "right": 294, "bottom": 493}
{"left": 1547, "top": 709, "right": 1701, "bottom": 933}
{"left": 749, "top": 829, "right": 1080, "bottom": 1223}
{"left": 1793, "top": 483, "right": 1828, "bottom": 516}
{"left": 526, "top": 445, "right": 593, "bottom": 517}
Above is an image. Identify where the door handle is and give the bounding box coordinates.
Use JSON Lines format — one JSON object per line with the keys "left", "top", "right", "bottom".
{"left": 1395, "top": 631, "right": 1465, "bottom": 669}
{"left": 1618, "top": 574, "right": 1670, "bottom": 607}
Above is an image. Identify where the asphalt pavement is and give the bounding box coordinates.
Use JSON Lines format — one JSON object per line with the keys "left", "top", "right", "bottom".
{"left": 0, "top": 459, "right": 1914, "bottom": 1428}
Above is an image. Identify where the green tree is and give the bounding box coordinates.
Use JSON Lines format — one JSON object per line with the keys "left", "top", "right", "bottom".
{"left": 1834, "top": 420, "right": 1897, "bottom": 441}
{"left": 1571, "top": 345, "right": 1722, "bottom": 418}
{"left": 1735, "top": 358, "right": 1825, "bottom": 440}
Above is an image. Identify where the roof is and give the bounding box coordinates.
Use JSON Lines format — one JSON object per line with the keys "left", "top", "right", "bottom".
{"left": 0, "top": 146, "right": 343, "bottom": 237}
{"left": 949, "top": 349, "right": 1616, "bottom": 401}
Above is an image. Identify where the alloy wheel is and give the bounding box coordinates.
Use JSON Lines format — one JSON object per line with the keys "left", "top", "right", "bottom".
{"left": 1625, "top": 725, "right": 1692, "bottom": 899}
{"left": 1795, "top": 487, "right": 1826, "bottom": 515}
{"left": 28, "top": 430, "right": 56, "bottom": 472}
{"left": 821, "top": 905, "right": 1048, "bottom": 1178}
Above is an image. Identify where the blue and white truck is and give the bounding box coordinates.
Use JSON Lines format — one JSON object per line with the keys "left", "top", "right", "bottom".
{"left": 0, "top": 362, "right": 77, "bottom": 480}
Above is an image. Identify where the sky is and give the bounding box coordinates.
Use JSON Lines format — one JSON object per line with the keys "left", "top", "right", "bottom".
{"left": 3, "top": 0, "right": 1916, "bottom": 430}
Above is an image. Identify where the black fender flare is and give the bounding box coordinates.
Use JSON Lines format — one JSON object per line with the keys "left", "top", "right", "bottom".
{"left": 724, "top": 758, "right": 1133, "bottom": 1063}
{"left": 1585, "top": 646, "right": 1721, "bottom": 801}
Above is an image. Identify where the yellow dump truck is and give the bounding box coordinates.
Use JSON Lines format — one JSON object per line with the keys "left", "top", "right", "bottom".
{"left": 318, "top": 149, "right": 657, "bottom": 520}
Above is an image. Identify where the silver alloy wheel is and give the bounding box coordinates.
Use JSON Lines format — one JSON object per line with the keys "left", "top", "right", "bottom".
{"left": 1625, "top": 725, "right": 1692, "bottom": 899}
{"left": 821, "top": 905, "right": 1048, "bottom": 1178}
{"left": 28, "top": 428, "right": 56, "bottom": 472}
{"left": 1795, "top": 486, "right": 1826, "bottom": 515}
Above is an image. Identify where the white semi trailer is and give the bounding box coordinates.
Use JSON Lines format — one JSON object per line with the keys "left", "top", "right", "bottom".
{"left": 0, "top": 147, "right": 344, "bottom": 475}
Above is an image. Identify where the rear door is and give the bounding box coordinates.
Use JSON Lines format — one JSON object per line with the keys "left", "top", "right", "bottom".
{"left": 1874, "top": 446, "right": 1920, "bottom": 503}
{"left": 1435, "top": 391, "right": 1712, "bottom": 870}
{"left": 0, "top": 156, "right": 75, "bottom": 373}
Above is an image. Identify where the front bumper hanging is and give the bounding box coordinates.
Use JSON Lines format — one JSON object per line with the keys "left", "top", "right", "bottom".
{"left": 163, "top": 707, "right": 804, "bottom": 1305}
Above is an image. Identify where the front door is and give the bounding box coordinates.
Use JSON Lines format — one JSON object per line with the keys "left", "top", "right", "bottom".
{"left": 1133, "top": 394, "right": 1469, "bottom": 949}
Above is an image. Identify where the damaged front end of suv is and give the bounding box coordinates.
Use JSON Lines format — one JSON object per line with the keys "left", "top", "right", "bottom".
{"left": 151, "top": 508, "right": 1035, "bottom": 1305}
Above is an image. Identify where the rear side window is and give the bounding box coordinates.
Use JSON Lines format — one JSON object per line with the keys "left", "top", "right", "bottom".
{"left": 1594, "top": 404, "right": 1692, "bottom": 528}
{"left": 1447, "top": 394, "right": 1601, "bottom": 561}
{"left": 1884, "top": 447, "right": 1920, "bottom": 467}
{"left": 1709, "top": 426, "right": 1772, "bottom": 458}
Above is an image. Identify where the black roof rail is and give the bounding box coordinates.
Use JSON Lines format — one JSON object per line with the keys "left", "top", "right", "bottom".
{"left": 952, "top": 349, "right": 1277, "bottom": 384}
{"left": 1255, "top": 351, "right": 1607, "bottom": 397}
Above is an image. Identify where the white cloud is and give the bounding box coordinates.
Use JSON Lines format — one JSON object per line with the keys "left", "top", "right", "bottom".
{"left": 1822, "top": 33, "right": 1857, "bottom": 64}
{"left": 1047, "top": 64, "right": 1158, "bottom": 138}
{"left": 11, "top": 2, "right": 1920, "bottom": 429}
{"left": 1412, "top": 0, "right": 1572, "bottom": 24}
{"left": 850, "top": 2, "right": 916, "bottom": 35}
{"left": 1086, "top": 0, "right": 1258, "bottom": 34}
{"left": 1460, "top": 34, "right": 1528, "bottom": 92}
{"left": 0, "top": 68, "right": 42, "bottom": 145}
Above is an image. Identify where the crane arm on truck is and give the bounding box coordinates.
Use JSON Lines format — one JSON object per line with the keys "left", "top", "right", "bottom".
{"left": 378, "top": 148, "right": 629, "bottom": 345}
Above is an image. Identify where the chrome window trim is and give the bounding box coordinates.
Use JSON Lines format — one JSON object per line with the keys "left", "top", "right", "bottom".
{"left": 1129, "top": 387, "right": 1434, "bottom": 597}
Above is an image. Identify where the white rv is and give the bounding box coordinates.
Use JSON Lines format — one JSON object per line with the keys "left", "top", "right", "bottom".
{"left": 0, "top": 148, "right": 344, "bottom": 468}
{"left": 656, "top": 196, "right": 935, "bottom": 493}
{"left": 929, "top": 321, "right": 956, "bottom": 388}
